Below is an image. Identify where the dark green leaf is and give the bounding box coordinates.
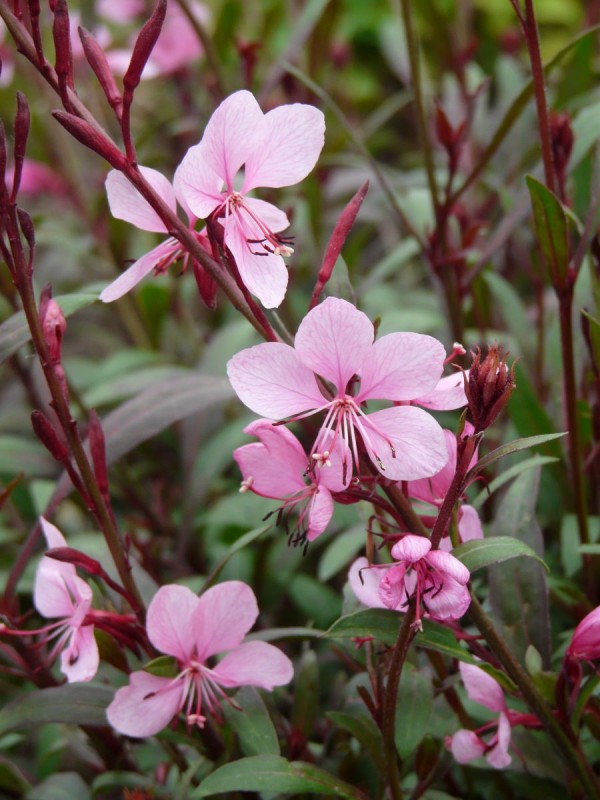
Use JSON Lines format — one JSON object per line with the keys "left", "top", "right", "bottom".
{"left": 26, "top": 773, "right": 91, "bottom": 800}
{"left": 526, "top": 176, "right": 569, "bottom": 287}
{"left": 326, "top": 712, "right": 385, "bottom": 772}
{"left": 0, "top": 685, "right": 113, "bottom": 733}
{"left": 453, "top": 536, "right": 548, "bottom": 573}
{"left": 223, "top": 687, "right": 280, "bottom": 757}
{"left": 470, "top": 455, "right": 558, "bottom": 510}
{"left": 326, "top": 608, "right": 400, "bottom": 645}
{"left": 415, "top": 621, "right": 477, "bottom": 665}
{"left": 468, "top": 432, "right": 565, "bottom": 479}
{"left": 143, "top": 655, "right": 179, "bottom": 679}
{"left": 394, "top": 666, "right": 433, "bottom": 759}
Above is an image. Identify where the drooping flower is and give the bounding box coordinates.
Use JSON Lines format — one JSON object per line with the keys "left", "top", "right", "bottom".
{"left": 234, "top": 419, "right": 350, "bottom": 543}
{"left": 177, "top": 90, "right": 325, "bottom": 308}
{"left": 106, "top": 582, "right": 293, "bottom": 737}
{"left": 348, "top": 534, "right": 471, "bottom": 623}
{"left": 228, "top": 297, "right": 449, "bottom": 481}
{"left": 566, "top": 607, "right": 600, "bottom": 662}
{"left": 33, "top": 518, "right": 99, "bottom": 683}
{"left": 100, "top": 165, "right": 215, "bottom": 305}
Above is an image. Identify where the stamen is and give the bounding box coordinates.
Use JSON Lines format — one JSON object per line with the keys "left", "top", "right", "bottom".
{"left": 239, "top": 476, "right": 254, "bottom": 493}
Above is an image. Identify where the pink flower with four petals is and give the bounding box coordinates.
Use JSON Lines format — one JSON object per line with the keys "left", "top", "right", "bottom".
{"left": 106, "top": 582, "right": 293, "bottom": 737}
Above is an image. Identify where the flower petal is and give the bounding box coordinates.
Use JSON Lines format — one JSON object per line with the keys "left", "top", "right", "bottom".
{"left": 146, "top": 584, "right": 199, "bottom": 662}
{"left": 415, "top": 370, "right": 468, "bottom": 410}
{"left": 233, "top": 420, "right": 307, "bottom": 498}
{"left": 106, "top": 167, "right": 175, "bottom": 233}
{"left": 315, "top": 435, "right": 352, "bottom": 492}
{"left": 241, "top": 197, "right": 289, "bottom": 234}
{"left": 60, "top": 625, "right": 99, "bottom": 683}
{"left": 458, "top": 505, "right": 484, "bottom": 543}
{"left": 294, "top": 298, "right": 374, "bottom": 390}
{"left": 408, "top": 429, "right": 456, "bottom": 503}
{"left": 192, "top": 581, "right": 259, "bottom": 661}
{"left": 306, "top": 486, "right": 334, "bottom": 541}
{"left": 426, "top": 549, "right": 470, "bottom": 584}
{"left": 34, "top": 519, "right": 79, "bottom": 619}
{"left": 567, "top": 606, "right": 600, "bottom": 660}
{"left": 176, "top": 142, "right": 224, "bottom": 219}
{"left": 390, "top": 534, "right": 431, "bottom": 563}
{"left": 486, "top": 711, "right": 512, "bottom": 768}
{"left": 424, "top": 575, "right": 471, "bottom": 621}
{"left": 213, "top": 641, "right": 293, "bottom": 689}
{"left": 357, "top": 333, "right": 444, "bottom": 402}
{"left": 450, "top": 729, "right": 486, "bottom": 764}
{"left": 107, "top": 671, "right": 184, "bottom": 738}
{"left": 227, "top": 343, "right": 325, "bottom": 419}
{"left": 459, "top": 662, "right": 506, "bottom": 713}
{"left": 348, "top": 557, "right": 386, "bottom": 609}
{"left": 225, "top": 217, "right": 288, "bottom": 308}
{"left": 379, "top": 564, "right": 410, "bottom": 610}
{"left": 243, "top": 103, "right": 325, "bottom": 191}
{"left": 100, "top": 239, "right": 178, "bottom": 302}
{"left": 360, "top": 406, "right": 448, "bottom": 481}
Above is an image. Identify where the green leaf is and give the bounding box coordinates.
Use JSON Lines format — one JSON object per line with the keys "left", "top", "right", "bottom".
{"left": 223, "top": 687, "right": 280, "bottom": 757}
{"left": 201, "top": 526, "right": 270, "bottom": 591}
{"left": 526, "top": 176, "right": 569, "bottom": 286}
{"left": 143, "top": 655, "right": 179, "bottom": 679}
{"left": 0, "top": 292, "right": 99, "bottom": 364}
{"left": 191, "top": 756, "right": 367, "bottom": 799}
{"left": 394, "top": 666, "right": 433, "bottom": 759}
{"left": 468, "top": 432, "right": 565, "bottom": 479}
{"left": 452, "top": 536, "right": 549, "bottom": 573}
{"left": 289, "top": 574, "right": 342, "bottom": 628}
{"left": 483, "top": 272, "right": 533, "bottom": 360}
{"left": 0, "top": 685, "right": 113, "bottom": 733}
{"left": 326, "top": 712, "right": 385, "bottom": 772}
{"left": 26, "top": 773, "right": 91, "bottom": 800}
{"left": 326, "top": 608, "right": 400, "bottom": 645}
{"left": 470, "top": 455, "right": 558, "bottom": 510}
{"left": 318, "top": 525, "right": 366, "bottom": 582}
{"left": 415, "top": 621, "right": 478, "bottom": 665}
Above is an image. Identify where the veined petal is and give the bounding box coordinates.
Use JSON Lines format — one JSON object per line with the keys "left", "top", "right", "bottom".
{"left": 348, "top": 558, "right": 386, "bottom": 609}
{"left": 193, "top": 581, "right": 259, "bottom": 661}
{"left": 458, "top": 505, "right": 484, "bottom": 543}
{"left": 295, "top": 298, "right": 374, "bottom": 390}
{"left": 379, "top": 564, "right": 410, "bottom": 610}
{"left": 416, "top": 371, "right": 468, "bottom": 410}
{"left": 146, "top": 584, "right": 199, "bottom": 662}
{"left": 234, "top": 424, "right": 307, "bottom": 498}
{"left": 213, "top": 641, "right": 293, "bottom": 689}
{"left": 241, "top": 197, "right": 289, "bottom": 234}
{"left": 35, "top": 519, "right": 76, "bottom": 618}
{"left": 424, "top": 576, "right": 471, "bottom": 621}
{"left": 567, "top": 606, "right": 600, "bottom": 660}
{"left": 243, "top": 103, "right": 325, "bottom": 191}
{"left": 426, "top": 549, "right": 470, "bottom": 584}
{"left": 227, "top": 343, "right": 324, "bottom": 419}
{"left": 61, "top": 625, "right": 99, "bottom": 683}
{"left": 176, "top": 143, "right": 225, "bottom": 219}
{"left": 361, "top": 406, "right": 448, "bottom": 481}
{"left": 390, "top": 534, "right": 431, "bottom": 563}
{"left": 226, "top": 219, "right": 288, "bottom": 308}
{"left": 107, "top": 671, "right": 184, "bottom": 737}
{"left": 408, "top": 429, "right": 457, "bottom": 502}
{"left": 487, "top": 712, "right": 512, "bottom": 768}
{"left": 357, "top": 333, "right": 444, "bottom": 402}
{"left": 459, "top": 662, "right": 506, "bottom": 713}
{"left": 198, "top": 90, "right": 265, "bottom": 189}
{"left": 106, "top": 167, "right": 175, "bottom": 233}
{"left": 306, "top": 487, "right": 334, "bottom": 541}
{"left": 450, "top": 729, "right": 486, "bottom": 764}
{"left": 316, "top": 435, "right": 351, "bottom": 492}
{"left": 100, "top": 239, "right": 178, "bottom": 302}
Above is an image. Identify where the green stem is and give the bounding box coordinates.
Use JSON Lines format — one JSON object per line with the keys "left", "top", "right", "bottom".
{"left": 469, "top": 593, "right": 600, "bottom": 797}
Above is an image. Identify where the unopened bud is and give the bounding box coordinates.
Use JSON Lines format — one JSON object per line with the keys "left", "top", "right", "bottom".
{"left": 465, "top": 344, "right": 516, "bottom": 432}
{"left": 41, "top": 298, "right": 67, "bottom": 363}
{"left": 31, "top": 410, "right": 68, "bottom": 461}
{"left": 550, "top": 111, "right": 574, "bottom": 183}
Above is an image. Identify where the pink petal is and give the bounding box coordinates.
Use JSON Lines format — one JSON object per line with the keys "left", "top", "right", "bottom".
{"left": 105, "top": 167, "right": 175, "bottom": 233}
{"left": 213, "top": 640, "right": 293, "bottom": 689}
{"left": 192, "top": 581, "right": 259, "bottom": 661}
{"left": 357, "top": 333, "right": 445, "bottom": 403}
{"left": 424, "top": 575, "right": 471, "bottom": 621}
{"left": 100, "top": 239, "right": 178, "bottom": 302}
{"left": 233, "top": 421, "right": 307, "bottom": 498}
{"left": 146, "top": 584, "right": 199, "bottom": 662}
{"left": 390, "top": 534, "right": 431, "bottom": 563}
{"left": 315, "top": 436, "right": 352, "bottom": 492}
{"left": 360, "top": 406, "right": 448, "bottom": 481}
{"left": 225, "top": 218, "right": 288, "bottom": 308}
{"left": 459, "top": 662, "right": 506, "bottom": 713}
{"left": 40, "top": 517, "right": 67, "bottom": 550}
{"left": 176, "top": 143, "right": 224, "bottom": 219}
{"left": 243, "top": 103, "right": 325, "bottom": 191}
{"left": 458, "top": 505, "right": 484, "bottom": 543}
{"left": 426, "top": 549, "right": 470, "bottom": 585}
{"left": 197, "top": 90, "right": 265, "bottom": 189}
{"left": 348, "top": 557, "right": 386, "bottom": 609}
{"left": 227, "top": 343, "right": 325, "bottom": 419}
{"left": 34, "top": 520, "right": 87, "bottom": 619}
{"left": 241, "top": 197, "right": 289, "bottom": 234}
{"left": 294, "top": 298, "right": 374, "bottom": 390}
{"left": 450, "top": 729, "right": 486, "bottom": 764}
{"left": 106, "top": 671, "right": 184, "bottom": 738}
{"left": 60, "top": 625, "right": 99, "bottom": 683}
{"left": 487, "top": 712, "right": 512, "bottom": 768}
{"left": 306, "top": 487, "right": 334, "bottom": 541}
{"left": 568, "top": 606, "right": 600, "bottom": 660}
{"left": 409, "top": 430, "right": 457, "bottom": 503}
{"left": 415, "top": 371, "right": 468, "bottom": 410}
{"left": 379, "top": 564, "right": 410, "bottom": 610}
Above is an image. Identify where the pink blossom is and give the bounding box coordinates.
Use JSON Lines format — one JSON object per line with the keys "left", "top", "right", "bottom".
{"left": 234, "top": 419, "right": 350, "bottom": 543}
{"left": 100, "top": 165, "right": 208, "bottom": 302}
{"left": 228, "top": 297, "right": 448, "bottom": 481}
{"left": 106, "top": 582, "right": 293, "bottom": 737}
{"left": 9, "top": 159, "right": 70, "bottom": 198}
{"left": 415, "top": 370, "right": 467, "bottom": 410}
{"left": 448, "top": 663, "right": 512, "bottom": 769}
{"left": 32, "top": 518, "right": 99, "bottom": 683}
{"left": 177, "top": 90, "right": 325, "bottom": 308}
{"left": 566, "top": 607, "right": 600, "bottom": 661}
{"left": 348, "top": 534, "right": 471, "bottom": 623}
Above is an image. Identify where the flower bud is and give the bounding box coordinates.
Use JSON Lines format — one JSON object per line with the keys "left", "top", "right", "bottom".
{"left": 566, "top": 606, "right": 600, "bottom": 662}
{"left": 465, "top": 344, "right": 516, "bottom": 432}
{"left": 41, "top": 298, "right": 67, "bottom": 364}
{"left": 549, "top": 111, "right": 574, "bottom": 185}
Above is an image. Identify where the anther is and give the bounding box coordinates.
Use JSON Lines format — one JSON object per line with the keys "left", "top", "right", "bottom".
{"left": 239, "top": 476, "right": 254, "bottom": 493}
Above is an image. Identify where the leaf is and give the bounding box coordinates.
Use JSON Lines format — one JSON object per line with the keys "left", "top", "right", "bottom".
{"left": 483, "top": 272, "right": 533, "bottom": 360}
{"left": 326, "top": 608, "right": 400, "bottom": 645}
{"left": 288, "top": 574, "right": 341, "bottom": 628}
{"left": 415, "top": 621, "right": 478, "bottom": 665}
{"left": 201, "top": 526, "right": 270, "bottom": 591}
{"left": 223, "top": 687, "right": 280, "bottom": 757}
{"left": 468, "top": 432, "right": 565, "bottom": 479}
{"left": 0, "top": 685, "right": 113, "bottom": 733}
{"left": 452, "top": 536, "right": 549, "bottom": 573}
{"left": 526, "top": 175, "right": 569, "bottom": 287}
{"left": 191, "top": 756, "right": 366, "bottom": 799}
{"left": 326, "top": 712, "right": 385, "bottom": 772}
{"left": 318, "top": 525, "right": 367, "bottom": 582}
{"left": 394, "top": 665, "right": 433, "bottom": 759}
{"left": 26, "top": 773, "right": 91, "bottom": 800}
{"left": 470, "top": 455, "right": 558, "bottom": 510}
{"left": 488, "top": 467, "right": 552, "bottom": 667}
{"left": 0, "top": 290, "right": 99, "bottom": 364}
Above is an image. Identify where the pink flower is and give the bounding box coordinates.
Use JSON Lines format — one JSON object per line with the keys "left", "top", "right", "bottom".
{"left": 227, "top": 297, "right": 448, "bottom": 481}
{"left": 234, "top": 419, "right": 350, "bottom": 543}
{"left": 100, "top": 165, "right": 209, "bottom": 302}
{"left": 106, "top": 582, "right": 293, "bottom": 737}
{"left": 567, "top": 607, "right": 600, "bottom": 661}
{"left": 177, "top": 90, "right": 325, "bottom": 308}
{"left": 348, "top": 534, "right": 470, "bottom": 623}
{"left": 33, "top": 518, "right": 99, "bottom": 683}
{"left": 448, "top": 663, "right": 512, "bottom": 769}
{"left": 415, "top": 370, "right": 468, "bottom": 410}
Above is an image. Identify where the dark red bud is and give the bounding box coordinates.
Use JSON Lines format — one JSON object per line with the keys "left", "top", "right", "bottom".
{"left": 88, "top": 410, "right": 109, "bottom": 495}
{"left": 52, "top": 111, "right": 127, "bottom": 169}
{"left": 31, "top": 410, "right": 68, "bottom": 461}
{"left": 41, "top": 297, "right": 66, "bottom": 363}
{"left": 45, "top": 546, "right": 105, "bottom": 576}
{"left": 52, "top": 0, "right": 74, "bottom": 103}
{"left": 192, "top": 260, "right": 218, "bottom": 310}
{"left": 0, "top": 119, "right": 8, "bottom": 202}
{"left": 550, "top": 111, "right": 574, "bottom": 180}
{"left": 11, "top": 92, "right": 30, "bottom": 202}
{"left": 123, "top": 0, "right": 167, "bottom": 95}
{"left": 465, "top": 344, "right": 516, "bottom": 432}
{"left": 78, "top": 27, "right": 122, "bottom": 118}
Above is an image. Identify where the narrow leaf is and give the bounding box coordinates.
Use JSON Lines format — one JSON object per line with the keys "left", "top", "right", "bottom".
{"left": 394, "top": 666, "right": 433, "bottom": 759}
{"left": 467, "top": 432, "right": 565, "bottom": 479}
{"left": 0, "top": 685, "right": 113, "bottom": 733}
{"left": 526, "top": 175, "right": 569, "bottom": 287}
{"left": 453, "top": 536, "right": 549, "bottom": 573}
{"left": 223, "top": 687, "right": 280, "bottom": 757}
{"left": 470, "top": 455, "right": 558, "bottom": 510}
